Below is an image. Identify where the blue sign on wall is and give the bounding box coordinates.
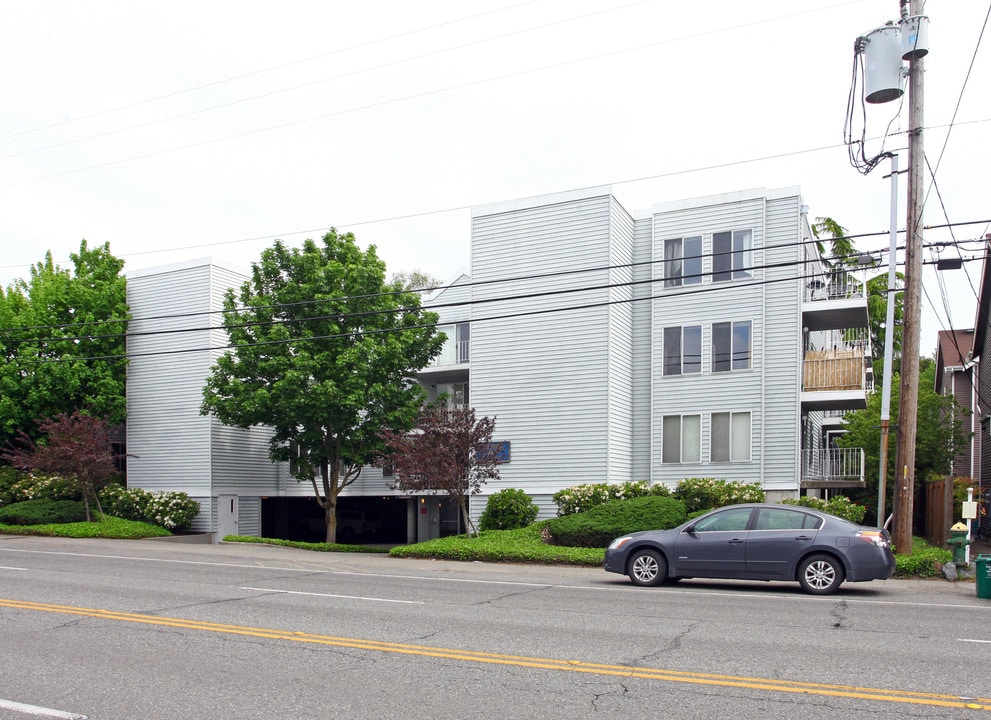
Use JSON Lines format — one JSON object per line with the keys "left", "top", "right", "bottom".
{"left": 478, "top": 441, "right": 510, "bottom": 463}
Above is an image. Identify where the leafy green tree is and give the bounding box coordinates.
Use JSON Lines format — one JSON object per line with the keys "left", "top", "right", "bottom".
{"left": 380, "top": 405, "right": 500, "bottom": 536}
{"left": 1, "top": 411, "right": 120, "bottom": 522}
{"left": 835, "top": 358, "right": 969, "bottom": 527}
{"left": 0, "top": 241, "right": 128, "bottom": 447}
{"left": 389, "top": 269, "right": 444, "bottom": 293}
{"left": 201, "top": 230, "right": 444, "bottom": 543}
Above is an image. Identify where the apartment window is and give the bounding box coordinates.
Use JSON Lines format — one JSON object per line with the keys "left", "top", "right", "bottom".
{"left": 456, "top": 323, "right": 470, "bottom": 363}
{"left": 663, "top": 236, "right": 702, "bottom": 287}
{"left": 712, "top": 320, "right": 752, "bottom": 372}
{"left": 452, "top": 382, "right": 469, "bottom": 408}
{"left": 712, "top": 229, "right": 753, "bottom": 282}
{"left": 663, "top": 325, "right": 702, "bottom": 376}
{"left": 662, "top": 414, "right": 701, "bottom": 463}
{"left": 710, "top": 411, "right": 751, "bottom": 462}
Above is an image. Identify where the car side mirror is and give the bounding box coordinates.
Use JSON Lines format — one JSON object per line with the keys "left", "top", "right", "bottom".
{"left": 684, "top": 523, "right": 697, "bottom": 535}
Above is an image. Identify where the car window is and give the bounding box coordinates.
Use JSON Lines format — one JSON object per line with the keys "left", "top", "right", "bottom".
{"left": 754, "top": 508, "right": 823, "bottom": 530}
{"left": 692, "top": 507, "right": 753, "bottom": 532}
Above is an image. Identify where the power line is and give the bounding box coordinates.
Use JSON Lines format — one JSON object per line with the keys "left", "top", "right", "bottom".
{"left": 0, "top": 1, "right": 544, "bottom": 143}
{"left": 0, "top": 1, "right": 650, "bottom": 163}
{"left": 5, "top": 230, "right": 989, "bottom": 341}
{"left": 0, "top": 3, "right": 884, "bottom": 193}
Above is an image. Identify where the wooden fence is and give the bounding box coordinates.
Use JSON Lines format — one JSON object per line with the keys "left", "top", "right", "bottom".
{"left": 925, "top": 477, "right": 953, "bottom": 548}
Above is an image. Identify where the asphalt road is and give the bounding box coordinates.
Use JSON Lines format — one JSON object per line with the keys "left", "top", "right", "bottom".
{"left": 0, "top": 535, "right": 988, "bottom": 720}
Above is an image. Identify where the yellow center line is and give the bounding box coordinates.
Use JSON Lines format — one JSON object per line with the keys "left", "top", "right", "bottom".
{"left": 3, "top": 598, "right": 989, "bottom": 711}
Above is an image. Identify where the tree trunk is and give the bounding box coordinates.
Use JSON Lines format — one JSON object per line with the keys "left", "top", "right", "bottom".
{"left": 321, "top": 461, "right": 339, "bottom": 544}
{"left": 459, "top": 495, "right": 474, "bottom": 537}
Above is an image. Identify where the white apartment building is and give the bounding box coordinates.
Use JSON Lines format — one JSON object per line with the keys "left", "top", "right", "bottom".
{"left": 125, "top": 186, "right": 869, "bottom": 541}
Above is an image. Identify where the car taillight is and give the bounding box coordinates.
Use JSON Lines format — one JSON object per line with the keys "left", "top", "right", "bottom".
{"left": 857, "top": 530, "right": 889, "bottom": 548}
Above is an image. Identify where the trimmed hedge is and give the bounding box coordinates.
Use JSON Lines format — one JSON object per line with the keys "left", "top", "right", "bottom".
{"left": 0, "top": 499, "right": 88, "bottom": 525}
{"left": 479, "top": 488, "right": 539, "bottom": 531}
{"left": 546, "top": 496, "right": 687, "bottom": 548}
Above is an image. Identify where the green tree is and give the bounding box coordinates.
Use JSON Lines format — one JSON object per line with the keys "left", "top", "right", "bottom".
{"left": 0, "top": 241, "right": 128, "bottom": 447}
{"left": 200, "top": 230, "right": 445, "bottom": 543}
{"left": 389, "top": 269, "right": 443, "bottom": 293}
{"left": 835, "top": 358, "right": 969, "bottom": 527}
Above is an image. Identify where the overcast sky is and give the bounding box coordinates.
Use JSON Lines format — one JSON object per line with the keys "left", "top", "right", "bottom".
{"left": 1, "top": 1, "right": 988, "bottom": 356}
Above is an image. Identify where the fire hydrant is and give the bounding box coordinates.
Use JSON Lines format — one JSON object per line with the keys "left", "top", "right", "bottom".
{"left": 946, "top": 522, "right": 972, "bottom": 567}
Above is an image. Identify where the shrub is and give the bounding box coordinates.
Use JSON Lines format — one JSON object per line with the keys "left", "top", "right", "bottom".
{"left": 780, "top": 495, "right": 867, "bottom": 524}
{"left": 674, "top": 477, "right": 765, "bottom": 514}
{"left": 99, "top": 484, "right": 153, "bottom": 522}
{"left": 145, "top": 491, "right": 200, "bottom": 531}
{"left": 0, "top": 466, "right": 26, "bottom": 506}
{"left": 893, "top": 537, "right": 952, "bottom": 578}
{"left": 553, "top": 481, "right": 670, "bottom": 516}
{"left": 479, "top": 488, "right": 539, "bottom": 531}
{"left": 97, "top": 485, "right": 200, "bottom": 531}
{"left": 547, "top": 496, "right": 686, "bottom": 548}
{"left": 1, "top": 473, "right": 81, "bottom": 506}
{"left": 0, "top": 499, "right": 88, "bottom": 525}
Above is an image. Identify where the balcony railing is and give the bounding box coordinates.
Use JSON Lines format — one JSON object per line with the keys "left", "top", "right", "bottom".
{"left": 804, "top": 272, "right": 864, "bottom": 302}
{"left": 803, "top": 348, "right": 865, "bottom": 392}
{"left": 801, "top": 448, "right": 865, "bottom": 484}
{"left": 428, "top": 340, "right": 470, "bottom": 367}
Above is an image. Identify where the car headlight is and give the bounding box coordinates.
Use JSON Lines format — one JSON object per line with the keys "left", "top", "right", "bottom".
{"left": 608, "top": 536, "right": 633, "bottom": 551}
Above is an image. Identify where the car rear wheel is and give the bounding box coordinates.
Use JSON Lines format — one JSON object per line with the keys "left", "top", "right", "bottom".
{"left": 628, "top": 549, "right": 667, "bottom": 587}
{"left": 798, "top": 554, "right": 844, "bottom": 595}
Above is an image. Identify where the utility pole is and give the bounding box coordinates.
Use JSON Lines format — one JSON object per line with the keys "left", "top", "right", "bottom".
{"left": 892, "top": 0, "right": 925, "bottom": 553}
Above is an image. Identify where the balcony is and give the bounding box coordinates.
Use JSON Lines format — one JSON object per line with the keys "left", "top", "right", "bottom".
{"left": 802, "top": 271, "right": 869, "bottom": 333}
{"left": 801, "top": 347, "right": 868, "bottom": 411}
{"left": 801, "top": 447, "right": 866, "bottom": 489}
{"left": 418, "top": 339, "right": 469, "bottom": 384}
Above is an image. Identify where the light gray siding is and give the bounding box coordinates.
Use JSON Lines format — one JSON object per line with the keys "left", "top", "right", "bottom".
{"left": 127, "top": 259, "right": 283, "bottom": 535}
{"left": 470, "top": 189, "right": 626, "bottom": 496}
{"left": 761, "top": 193, "right": 804, "bottom": 489}
{"left": 651, "top": 193, "right": 784, "bottom": 487}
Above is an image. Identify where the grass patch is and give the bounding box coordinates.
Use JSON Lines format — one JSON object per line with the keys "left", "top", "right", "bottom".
{"left": 0, "top": 513, "right": 171, "bottom": 539}
{"left": 223, "top": 535, "right": 390, "bottom": 554}
{"left": 389, "top": 522, "right": 604, "bottom": 565}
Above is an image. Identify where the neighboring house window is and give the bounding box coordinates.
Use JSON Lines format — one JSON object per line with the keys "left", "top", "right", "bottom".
{"left": 710, "top": 411, "right": 751, "bottom": 462}
{"left": 663, "top": 236, "right": 702, "bottom": 288}
{"left": 663, "top": 325, "right": 702, "bottom": 376}
{"left": 712, "top": 229, "right": 753, "bottom": 282}
{"left": 381, "top": 460, "right": 394, "bottom": 477}
{"left": 712, "top": 320, "right": 752, "bottom": 372}
{"left": 662, "top": 414, "right": 701, "bottom": 463}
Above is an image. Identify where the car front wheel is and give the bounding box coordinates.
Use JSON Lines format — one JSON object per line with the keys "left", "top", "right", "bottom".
{"left": 798, "top": 554, "right": 844, "bottom": 595}
{"left": 628, "top": 548, "right": 667, "bottom": 587}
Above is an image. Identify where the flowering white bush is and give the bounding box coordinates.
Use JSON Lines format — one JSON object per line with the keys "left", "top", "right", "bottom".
{"left": 674, "top": 477, "right": 765, "bottom": 513}
{"left": 553, "top": 481, "right": 669, "bottom": 516}
{"left": 1, "top": 473, "right": 81, "bottom": 505}
{"left": 146, "top": 492, "right": 200, "bottom": 531}
{"left": 97, "top": 485, "right": 199, "bottom": 531}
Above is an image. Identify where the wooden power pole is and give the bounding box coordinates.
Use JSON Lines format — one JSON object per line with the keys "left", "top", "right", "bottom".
{"left": 892, "top": 0, "right": 925, "bottom": 554}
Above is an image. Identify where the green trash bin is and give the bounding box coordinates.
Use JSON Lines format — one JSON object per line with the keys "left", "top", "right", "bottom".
{"left": 977, "top": 555, "right": 991, "bottom": 600}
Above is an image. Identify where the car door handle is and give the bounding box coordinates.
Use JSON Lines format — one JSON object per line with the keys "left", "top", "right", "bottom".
{"left": 728, "top": 538, "right": 745, "bottom": 544}
{"left": 795, "top": 535, "right": 813, "bottom": 541}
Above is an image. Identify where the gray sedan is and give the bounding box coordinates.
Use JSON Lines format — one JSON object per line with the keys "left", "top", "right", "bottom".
{"left": 603, "top": 503, "right": 895, "bottom": 595}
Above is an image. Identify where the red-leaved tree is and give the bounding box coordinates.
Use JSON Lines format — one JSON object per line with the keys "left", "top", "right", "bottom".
{"left": 2, "top": 411, "right": 120, "bottom": 521}
{"left": 380, "top": 406, "right": 500, "bottom": 536}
